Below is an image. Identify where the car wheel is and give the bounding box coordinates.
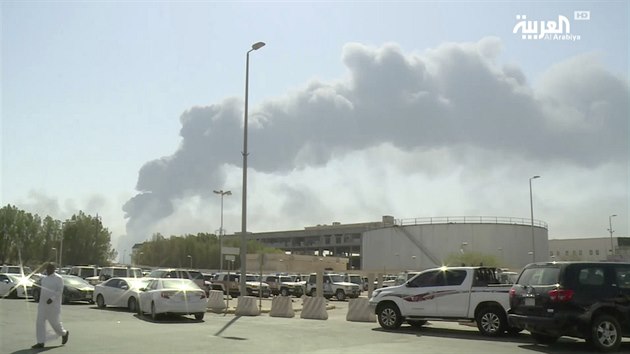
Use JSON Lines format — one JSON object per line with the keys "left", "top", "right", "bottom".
{"left": 407, "top": 320, "right": 427, "bottom": 328}
{"left": 96, "top": 294, "right": 106, "bottom": 308}
{"left": 335, "top": 289, "right": 346, "bottom": 301}
{"left": 309, "top": 288, "right": 316, "bottom": 297}
{"left": 475, "top": 306, "right": 507, "bottom": 337}
{"left": 531, "top": 332, "right": 559, "bottom": 345}
{"left": 590, "top": 315, "right": 622, "bottom": 352}
{"left": 376, "top": 302, "right": 403, "bottom": 330}
{"left": 151, "top": 302, "right": 159, "bottom": 321}
{"left": 8, "top": 288, "right": 18, "bottom": 299}
{"left": 33, "top": 290, "right": 40, "bottom": 303}
{"left": 280, "top": 288, "right": 289, "bottom": 297}
{"left": 194, "top": 312, "right": 205, "bottom": 320}
{"left": 127, "top": 297, "right": 137, "bottom": 313}
{"left": 62, "top": 294, "right": 69, "bottom": 305}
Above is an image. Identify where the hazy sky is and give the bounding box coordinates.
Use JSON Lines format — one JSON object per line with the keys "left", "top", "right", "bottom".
{"left": 2, "top": 1, "right": 628, "bottom": 260}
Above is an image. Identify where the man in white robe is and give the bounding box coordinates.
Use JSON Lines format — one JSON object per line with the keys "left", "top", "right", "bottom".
{"left": 32, "top": 263, "right": 69, "bottom": 349}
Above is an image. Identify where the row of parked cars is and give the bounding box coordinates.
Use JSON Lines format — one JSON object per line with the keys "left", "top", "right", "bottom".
{"left": 368, "top": 261, "right": 630, "bottom": 352}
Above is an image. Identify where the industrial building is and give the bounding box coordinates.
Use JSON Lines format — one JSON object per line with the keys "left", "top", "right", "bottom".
{"left": 249, "top": 215, "right": 550, "bottom": 271}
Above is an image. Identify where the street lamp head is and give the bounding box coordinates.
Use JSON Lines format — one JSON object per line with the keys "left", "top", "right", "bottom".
{"left": 611, "top": 214, "right": 617, "bottom": 218}
{"left": 251, "top": 42, "right": 266, "bottom": 50}
{"left": 531, "top": 175, "right": 540, "bottom": 180}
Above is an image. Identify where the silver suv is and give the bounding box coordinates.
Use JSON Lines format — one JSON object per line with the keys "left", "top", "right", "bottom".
{"left": 99, "top": 266, "right": 143, "bottom": 281}
{"left": 68, "top": 265, "right": 99, "bottom": 279}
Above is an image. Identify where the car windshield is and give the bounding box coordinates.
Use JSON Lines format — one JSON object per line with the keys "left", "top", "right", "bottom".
{"left": 188, "top": 271, "right": 203, "bottom": 280}
{"left": 113, "top": 268, "right": 128, "bottom": 277}
{"left": 162, "top": 279, "right": 197, "bottom": 289}
{"left": 279, "top": 276, "right": 292, "bottom": 282}
{"left": 330, "top": 275, "right": 344, "bottom": 282}
{"left": 148, "top": 270, "right": 166, "bottom": 278}
{"left": 6, "top": 266, "right": 32, "bottom": 274}
{"left": 349, "top": 276, "right": 361, "bottom": 284}
{"left": 517, "top": 266, "right": 561, "bottom": 286}
{"left": 129, "top": 279, "right": 151, "bottom": 289}
{"left": 245, "top": 275, "right": 259, "bottom": 281}
{"left": 129, "top": 268, "right": 143, "bottom": 277}
{"left": 63, "top": 276, "right": 90, "bottom": 287}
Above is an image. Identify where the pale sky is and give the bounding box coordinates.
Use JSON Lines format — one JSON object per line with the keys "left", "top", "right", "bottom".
{"left": 2, "top": 1, "right": 628, "bottom": 260}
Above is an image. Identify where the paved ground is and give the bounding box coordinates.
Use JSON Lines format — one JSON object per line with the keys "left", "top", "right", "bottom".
{"left": 2, "top": 297, "right": 629, "bottom": 354}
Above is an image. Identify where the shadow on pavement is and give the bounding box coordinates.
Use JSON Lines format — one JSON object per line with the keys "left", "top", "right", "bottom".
{"left": 214, "top": 315, "right": 247, "bottom": 340}
{"left": 372, "top": 323, "right": 630, "bottom": 353}
{"left": 133, "top": 313, "right": 204, "bottom": 324}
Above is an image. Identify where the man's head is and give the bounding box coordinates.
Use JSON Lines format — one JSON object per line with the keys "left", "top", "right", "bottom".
{"left": 45, "top": 262, "right": 56, "bottom": 275}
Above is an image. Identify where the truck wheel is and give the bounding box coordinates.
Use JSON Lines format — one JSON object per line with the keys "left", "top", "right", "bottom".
{"left": 309, "top": 288, "right": 317, "bottom": 297}
{"left": 531, "top": 332, "right": 559, "bottom": 345}
{"left": 335, "top": 289, "right": 346, "bottom": 301}
{"left": 476, "top": 307, "right": 506, "bottom": 336}
{"left": 280, "top": 288, "right": 289, "bottom": 296}
{"left": 377, "top": 302, "right": 403, "bottom": 330}
{"left": 590, "top": 315, "right": 621, "bottom": 352}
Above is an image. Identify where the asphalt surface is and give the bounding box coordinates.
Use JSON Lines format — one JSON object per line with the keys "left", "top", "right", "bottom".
{"left": 2, "top": 297, "right": 629, "bottom": 354}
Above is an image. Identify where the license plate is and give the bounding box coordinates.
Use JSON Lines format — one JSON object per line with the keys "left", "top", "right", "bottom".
{"left": 525, "top": 298, "right": 535, "bottom": 306}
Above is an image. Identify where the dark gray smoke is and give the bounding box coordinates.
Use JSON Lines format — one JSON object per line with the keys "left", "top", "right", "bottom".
{"left": 122, "top": 38, "right": 628, "bottom": 248}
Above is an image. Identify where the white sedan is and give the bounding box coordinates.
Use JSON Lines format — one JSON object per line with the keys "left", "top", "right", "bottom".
{"left": 0, "top": 273, "right": 33, "bottom": 298}
{"left": 138, "top": 278, "right": 207, "bottom": 321}
{"left": 93, "top": 277, "right": 152, "bottom": 313}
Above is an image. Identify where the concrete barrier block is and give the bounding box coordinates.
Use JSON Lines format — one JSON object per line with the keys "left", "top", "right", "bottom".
{"left": 300, "top": 296, "right": 328, "bottom": 320}
{"left": 269, "top": 296, "right": 295, "bottom": 318}
{"left": 235, "top": 296, "right": 260, "bottom": 316}
{"left": 207, "top": 290, "right": 227, "bottom": 313}
{"left": 346, "top": 298, "right": 375, "bottom": 322}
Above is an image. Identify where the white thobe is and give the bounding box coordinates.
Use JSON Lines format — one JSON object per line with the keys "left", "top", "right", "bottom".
{"left": 36, "top": 273, "right": 67, "bottom": 344}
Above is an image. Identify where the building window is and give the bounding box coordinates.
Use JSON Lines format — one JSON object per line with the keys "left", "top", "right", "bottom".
{"left": 579, "top": 250, "right": 583, "bottom": 256}
{"left": 565, "top": 251, "right": 569, "bottom": 256}
{"left": 589, "top": 250, "right": 593, "bottom": 255}
{"left": 595, "top": 250, "right": 600, "bottom": 256}
{"left": 549, "top": 251, "right": 554, "bottom": 257}
{"left": 572, "top": 250, "right": 577, "bottom": 256}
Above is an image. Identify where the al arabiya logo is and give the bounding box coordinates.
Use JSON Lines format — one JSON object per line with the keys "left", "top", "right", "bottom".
{"left": 513, "top": 14, "right": 583, "bottom": 41}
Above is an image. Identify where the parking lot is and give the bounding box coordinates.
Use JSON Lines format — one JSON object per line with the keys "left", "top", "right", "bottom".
{"left": 1, "top": 297, "right": 629, "bottom": 354}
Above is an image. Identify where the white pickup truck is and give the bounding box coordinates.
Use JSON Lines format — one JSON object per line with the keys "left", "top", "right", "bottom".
{"left": 369, "top": 266, "right": 517, "bottom": 336}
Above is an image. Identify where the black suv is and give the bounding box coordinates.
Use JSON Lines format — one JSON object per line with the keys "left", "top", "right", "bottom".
{"left": 508, "top": 262, "right": 630, "bottom": 352}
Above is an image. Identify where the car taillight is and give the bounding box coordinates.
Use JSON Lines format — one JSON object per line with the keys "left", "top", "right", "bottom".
{"left": 509, "top": 288, "right": 516, "bottom": 298}
{"left": 548, "top": 289, "right": 574, "bottom": 302}
{"left": 161, "top": 291, "right": 176, "bottom": 299}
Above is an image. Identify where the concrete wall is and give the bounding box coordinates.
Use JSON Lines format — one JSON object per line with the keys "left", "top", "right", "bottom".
{"left": 362, "top": 223, "right": 548, "bottom": 271}
{"left": 245, "top": 253, "right": 349, "bottom": 273}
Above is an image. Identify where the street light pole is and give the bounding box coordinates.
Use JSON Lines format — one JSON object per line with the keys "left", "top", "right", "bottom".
{"left": 609, "top": 214, "right": 617, "bottom": 256}
{"left": 187, "top": 254, "right": 193, "bottom": 269}
{"left": 241, "top": 41, "right": 265, "bottom": 296}
{"left": 214, "top": 190, "right": 232, "bottom": 272}
{"left": 51, "top": 247, "right": 57, "bottom": 265}
{"left": 529, "top": 175, "right": 540, "bottom": 262}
